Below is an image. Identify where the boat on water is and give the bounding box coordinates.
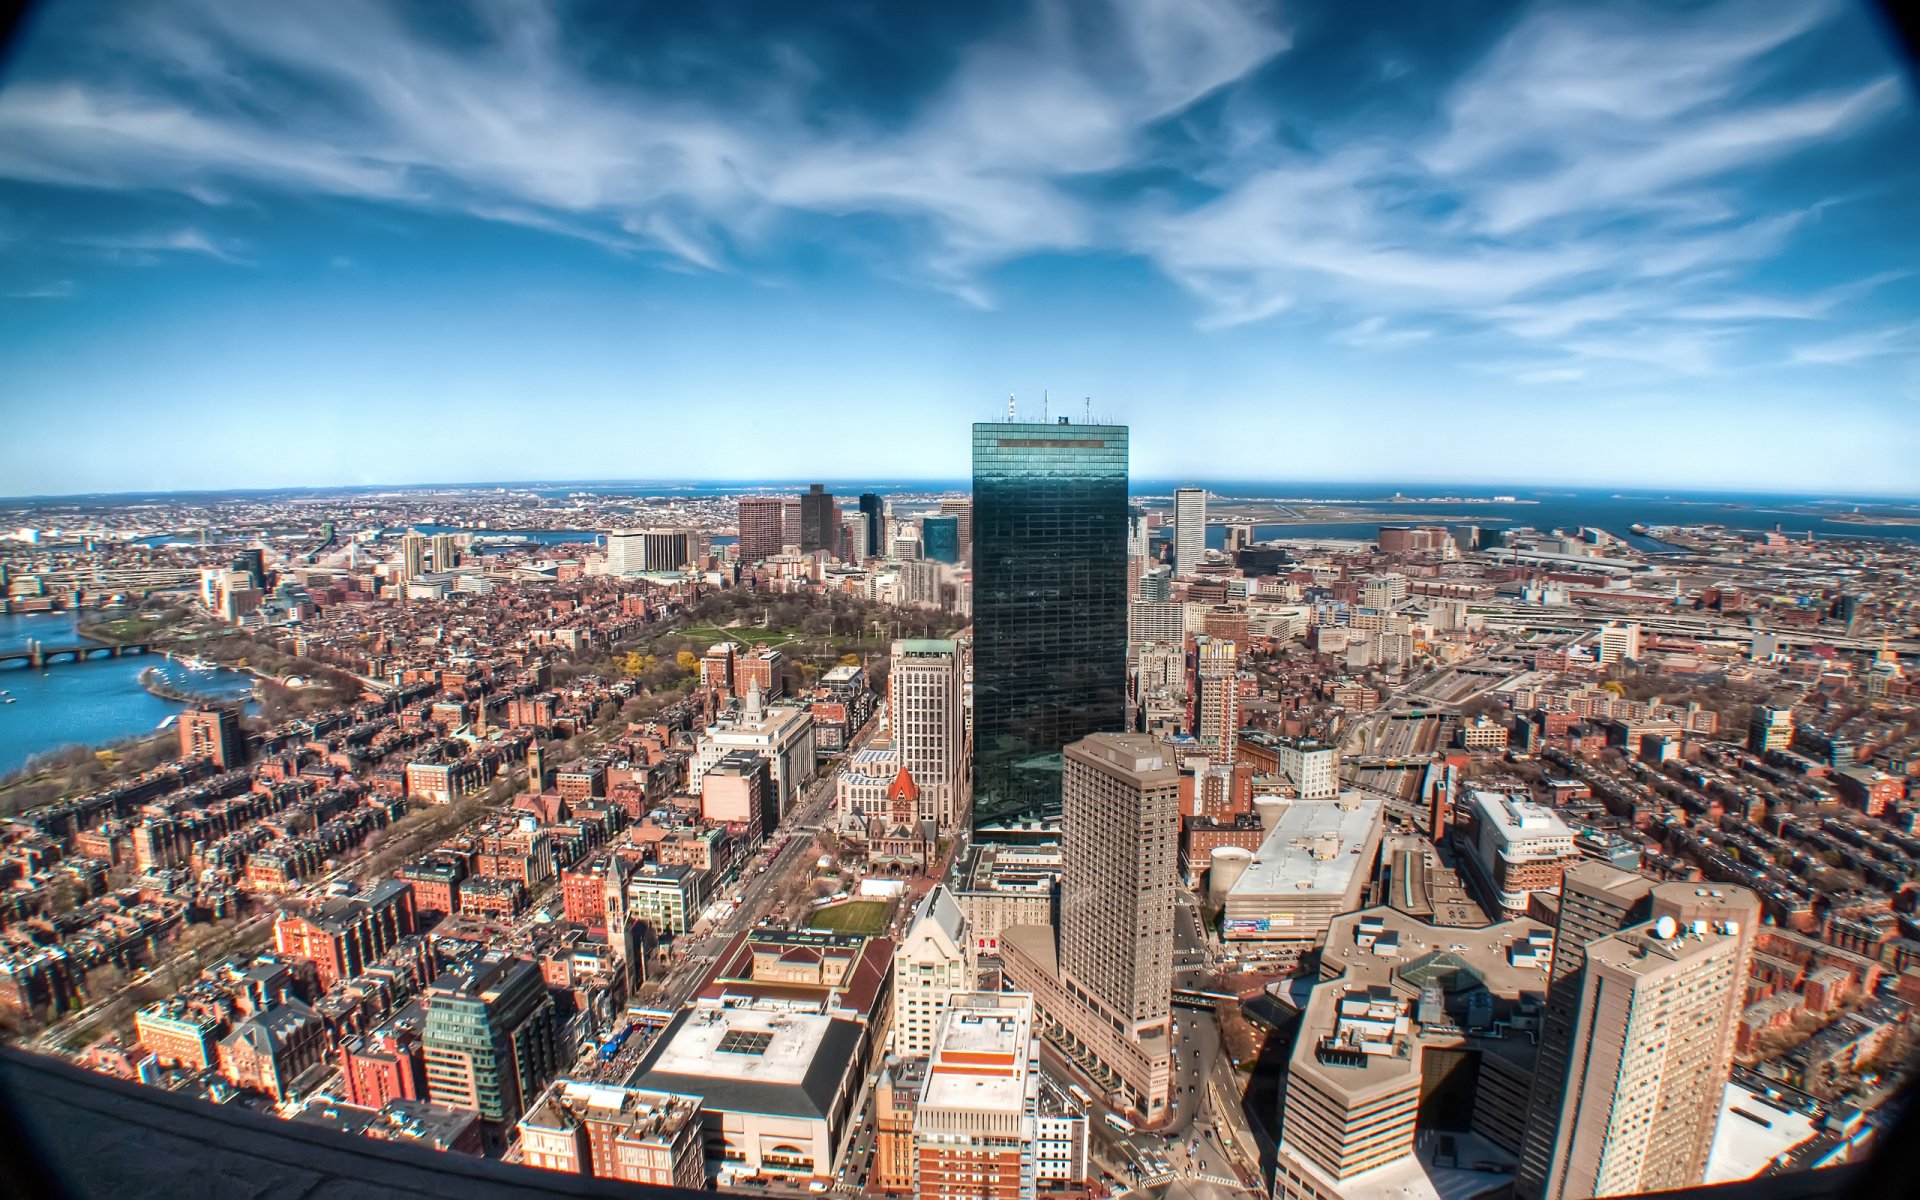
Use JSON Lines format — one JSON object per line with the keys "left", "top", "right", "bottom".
{"left": 1629, "top": 522, "right": 1651, "bottom": 535}
{"left": 175, "top": 655, "right": 218, "bottom": 672}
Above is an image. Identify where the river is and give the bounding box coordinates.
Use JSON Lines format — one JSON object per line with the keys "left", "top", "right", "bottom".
{"left": 0, "top": 612, "right": 255, "bottom": 778}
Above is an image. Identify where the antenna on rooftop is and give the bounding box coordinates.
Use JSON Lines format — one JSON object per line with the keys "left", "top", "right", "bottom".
{"left": 1043, "top": 390, "right": 1049, "bottom": 422}
{"left": 1007, "top": 392, "right": 1016, "bottom": 423}
{"left": 1084, "top": 396, "right": 1091, "bottom": 423}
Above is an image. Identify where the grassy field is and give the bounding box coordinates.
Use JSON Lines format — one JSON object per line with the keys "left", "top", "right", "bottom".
{"left": 679, "top": 623, "right": 820, "bottom": 652}
{"left": 78, "top": 615, "right": 173, "bottom": 644}
{"left": 807, "top": 899, "right": 893, "bottom": 935}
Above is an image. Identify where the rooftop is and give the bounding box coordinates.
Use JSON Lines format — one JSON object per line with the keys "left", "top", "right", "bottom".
{"left": 633, "top": 1002, "right": 863, "bottom": 1120}
{"left": 1228, "top": 794, "right": 1384, "bottom": 900}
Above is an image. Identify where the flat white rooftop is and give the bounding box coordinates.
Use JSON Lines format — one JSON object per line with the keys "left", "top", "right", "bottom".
{"left": 645, "top": 1004, "right": 832, "bottom": 1088}
{"left": 1705, "top": 1083, "right": 1820, "bottom": 1184}
{"left": 921, "top": 1001, "right": 1033, "bottom": 1115}
{"left": 1229, "top": 795, "right": 1384, "bottom": 901}
{"left": 1469, "top": 790, "right": 1573, "bottom": 847}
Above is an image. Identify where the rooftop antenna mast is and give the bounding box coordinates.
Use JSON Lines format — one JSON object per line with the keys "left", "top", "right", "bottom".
{"left": 1043, "top": 390, "right": 1049, "bottom": 422}
{"left": 1084, "top": 396, "right": 1091, "bottom": 423}
{"left": 1007, "top": 391, "right": 1016, "bottom": 423}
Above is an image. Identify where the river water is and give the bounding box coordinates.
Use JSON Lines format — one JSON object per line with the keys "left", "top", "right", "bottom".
{"left": 0, "top": 612, "right": 255, "bottom": 778}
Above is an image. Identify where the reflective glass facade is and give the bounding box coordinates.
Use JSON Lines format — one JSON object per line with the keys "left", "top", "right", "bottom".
{"left": 970, "top": 420, "right": 1130, "bottom": 829}
{"left": 921, "top": 515, "right": 960, "bottom": 564}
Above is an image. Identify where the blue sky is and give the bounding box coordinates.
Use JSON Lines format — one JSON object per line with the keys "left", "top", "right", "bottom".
{"left": 0, "top": 0, "right": 1916, "bottom": 496}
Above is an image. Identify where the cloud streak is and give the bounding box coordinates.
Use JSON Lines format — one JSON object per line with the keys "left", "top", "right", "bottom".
{"left": 0, "top": 0, "right": 1909, "bottom": 378}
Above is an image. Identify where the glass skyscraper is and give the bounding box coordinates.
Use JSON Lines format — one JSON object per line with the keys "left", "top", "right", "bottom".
{"left": 858, "top": 492, "right": 885, "bottom": 558}
{"left": 921, "top": 514, "right": 960, "bottom": 563}
{"left": 971, "top": 419, "right": 1130, "bottom": 830}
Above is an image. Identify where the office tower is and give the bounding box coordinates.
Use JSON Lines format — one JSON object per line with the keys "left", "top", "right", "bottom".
{"left": 939, "top": 497, "right": 973, "bottom": 564}
{"left": 1192, "top": 636, "right": 1239, "bottom": 761}
{"left": 1061, "top": 735, "right": 1175, "bottom": 1112}
{"left": 1173, "top": 487, "right": 1206, "bottom": 576}
{"left": 1595, "top": 621, "right": 1640, "bottom": 664}
{"left": 736, "top": 497, "right": 786, "bottom": 563}
{"left": 1137, "top": 564, "right": 1172, "bottom": 601}
{"left": 912, "top": 992, "right": 1038, "bottom": 1200}
{"left": 800, "top": 484, "right": 837, "bottom": 553}
{"left": 921, "top": 515, "right": 960, "bottom": 564}
{"left": 400, "top": 531, "right": 427, "bottom": 580}
{"left": 1515, "top": 862, "right": 1657, "bottom": 1195}
{"left": 893, "top": 886, "right": 975, "bottom": 1059}
{"left": 606, "top": 527, "right": 693, "bottom": 575}
{"left": 1747, "top": 705, "right": 1794, "bottom": 754}
{"left": 178, "top": 706, "right": 247, "bottom": 769}
{"left": 971, "top": 419, "right": 1129, "bottom": 829}
{"left": 782, "top": 496, "right": 804, "bottom": 549}
{"left": 423, "top": 953, "right": 564, "bottom": 1130}
{"left": 860, "top": 493, "right": 885, "bottom": 558}
{"left": 891, "top": 639, "right": 970, "bottom": 830}
{"left": 1002, "top": 734, "right": 1175, "bottom": 1122}
{"left": 430, "top": 532, "right": 461, "bottom": 572}
{"left": 1539, "top": 886, "right": 1760, "bottom": 1200}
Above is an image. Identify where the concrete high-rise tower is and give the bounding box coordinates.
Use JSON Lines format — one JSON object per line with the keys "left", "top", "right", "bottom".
{"left": 1173, "top": 487, "right": 1206, "bottom": 577}
{"left": 800, "top": 484, "right": 837, "bottom": 554}
{"left": 1533, "top": 881, "right": 1759, "bottom": 1200}
{"left": 890, "top": 639, "right": 970, "bottom": 830}
{"left": 1002, "top": 733, "right": 1176, "bottom": 1124}
{"left": 970, "top": 419, "right": 1129, "bottom": 830}
{"left": 1516, "top": 861, "right": 1656, "bottom": 1195}
{"left": 736, "top": 497, "right": 786, "bottom": 564}
{"left": 1192, "top": 636, "right": 1239, "bottom": 761}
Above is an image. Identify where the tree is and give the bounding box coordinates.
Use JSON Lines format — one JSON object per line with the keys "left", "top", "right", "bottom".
{"left": 676, "top": 650, "right": 699, "bottom": 673}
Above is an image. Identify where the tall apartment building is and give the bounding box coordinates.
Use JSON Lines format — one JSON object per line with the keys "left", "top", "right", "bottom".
{"left": 1595, "top": 621, "right": 1641, "bottom": 665}
{"left": 890, "top": 639, "right": 969, "bottom": 830}
{"left": 971, "top": 420, "right": 1129, "bottom": 829}
{"left": 400, "top": 531, "right": 427, "bottom": 581}
{"left": 1192, "top": 636, "right": 1239, "bottom": 761}
{"left": 1515, "top": 861, "right": 1659, "bottom": 1196}
{"left": 430, "top": 532, "right": 461, "bottom": 572}
{"left": 1747, "top": 705, "right": 1795, "bottom": 754}
{"left": 423, "top": 953, "right": 564, "bottom": 1132}
{"left": 1128, "top": 598, "right": 1185, "bottom": 649}
{"left": 736, "top": 496, "right": 788, "bottom": 564}
{"left": 912, "top": 992, "right": 1039, "bottom": 1200}
{"left": 1173, "top": 487, "right": 1206, "bottom": 577}
{"left": 894, "top": 886, "right": 975, "bottom": 1059}
{"left": 800, "top": 484, "right": 838, "bottom": 553}
{"left": 178, "top": 705, "right": 247, "bottom": 769}
{"left": 1002, "top": 734, "right": 1175, "bottom": 1124}
{"left": 1538, "top": 886, "right": 1760, "bottom": 1200}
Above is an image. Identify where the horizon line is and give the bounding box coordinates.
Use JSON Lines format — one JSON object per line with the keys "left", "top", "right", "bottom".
{"left": 6, "top": 475, "right": 1920, "bottom": 506}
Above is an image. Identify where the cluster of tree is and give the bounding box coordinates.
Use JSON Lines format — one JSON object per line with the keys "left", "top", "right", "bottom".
{"left": 0, "top": 731, "right": 181, "bottom": 818}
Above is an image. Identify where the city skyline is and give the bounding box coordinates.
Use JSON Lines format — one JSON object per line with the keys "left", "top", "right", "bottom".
{"left": 2, "top": 0, "right": 1918, "bottom": 496}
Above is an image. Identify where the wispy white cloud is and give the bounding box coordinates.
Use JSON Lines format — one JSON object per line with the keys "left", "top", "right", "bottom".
{"left": 6, "top": 279, "right": 74, "bottom": 298}
{"left": 1336, "top": 316, "right": 1433, "bottom": 350}
{"left": 1788, "top": 322, "right": 1920, "bottom": 365}
{"left": 0, "top": 0, "right": 1906, "bottom": 380}
{"left": 66, "top": 225, "right": 250, "bottom": 264}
